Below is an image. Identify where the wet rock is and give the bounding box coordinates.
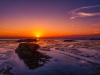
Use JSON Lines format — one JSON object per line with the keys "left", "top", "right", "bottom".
{"left": 89, "top": 38, "right": 100, "bottom": 40}
{"left": 0, "top": 66, "right": 14, "bottom": 75}
{"left": 15, "top": 43, "right": 51, "bottom": 69}
{"left": 16, "top": 39, "right": 37, "bottom": 43}
{"left": 64, "top": 39, "right": 76, "bottom": 42}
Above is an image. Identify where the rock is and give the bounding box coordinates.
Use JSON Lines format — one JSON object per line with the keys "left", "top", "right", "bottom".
{"left": 15, "top": 43, "right": 51, "bottom": 69}
{"left": 89, "top": 38, "right": 100, "bottom": 40}
{"left": 64, "top": 39, "right": 76, "bottom": 42}
{"left": 16, "top": 39, "right": 37, "bottom": 43}
{"left": 29, "top": 43, "right": 40, "bottom": 51}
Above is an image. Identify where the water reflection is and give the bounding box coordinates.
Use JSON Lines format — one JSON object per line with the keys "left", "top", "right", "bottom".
{"left": 15, "top": 43, "right": 51, "bottom": 69}
{"left": 0, "top": 66, "right": 14, "bottom": 75}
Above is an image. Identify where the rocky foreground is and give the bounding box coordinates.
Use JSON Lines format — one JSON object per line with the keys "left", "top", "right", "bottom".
{"left": 0, "top": 39, "right": 100, "bottom": 75}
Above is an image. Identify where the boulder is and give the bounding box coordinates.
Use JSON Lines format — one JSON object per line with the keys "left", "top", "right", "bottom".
{"left": 15, "top": 43, "right": 51, "bottom": 69}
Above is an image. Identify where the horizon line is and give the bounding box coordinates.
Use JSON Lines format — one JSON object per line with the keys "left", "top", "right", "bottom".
{"left": 0, "top": 34, "right": 100, "bottom": 39}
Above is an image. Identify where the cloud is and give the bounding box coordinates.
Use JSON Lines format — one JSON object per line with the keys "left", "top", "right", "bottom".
{"left": 69, "top": 5, "right": 100, "bottom": 19}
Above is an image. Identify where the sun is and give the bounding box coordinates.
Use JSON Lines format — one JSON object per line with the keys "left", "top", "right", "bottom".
{"left": 34, "top": 31, "right": 42, "bottom": 38}
{"left": 36, "top": 34, "right": 40, "bottom": 38}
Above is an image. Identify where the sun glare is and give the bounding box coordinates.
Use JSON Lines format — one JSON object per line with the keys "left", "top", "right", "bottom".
{"left": 36, "top": 34, "right": 40, "bottom": 38}
{"left": 34, "top": 31, "right": 42, "bottom": 38}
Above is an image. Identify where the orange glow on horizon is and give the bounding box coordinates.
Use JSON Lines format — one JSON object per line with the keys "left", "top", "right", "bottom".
{"left": 35, "top": 34, "right": 40, "bottom": 38}
{"left": 0, "top": 29, "right": 100, "bottom": 38}
{"left": 0, "top": 18, "right": 100, "bottom": 38}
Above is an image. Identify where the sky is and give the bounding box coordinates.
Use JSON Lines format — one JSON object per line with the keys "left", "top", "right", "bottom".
{"left": 0, "top": 0, "right": 100, "bottom": 38}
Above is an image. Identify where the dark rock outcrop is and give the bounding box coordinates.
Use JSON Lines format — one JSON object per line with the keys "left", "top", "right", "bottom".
{"left": 89, "top": 38, "right": 100, "bottom": 40}
{"left": 64, "top": 39, "right": 76, "bottom": 42}
{"left": 16, "top": 39, "right": 37, "bottom": 43}
{"left": 15, "top": 43, "right": 51, "bottom": 69}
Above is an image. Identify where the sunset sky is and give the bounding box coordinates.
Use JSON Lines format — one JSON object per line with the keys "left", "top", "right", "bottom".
{"left": 0, "top": 0, "right": 100, "bottom": 38}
